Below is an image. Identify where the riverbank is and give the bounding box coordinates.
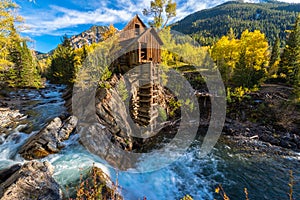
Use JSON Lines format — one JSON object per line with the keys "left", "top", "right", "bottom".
{"left": 0, "top": 84, "right": 124, "bottom": 199}
{"left": 0, "top": 83, "right": 299, "bottom": 199}
{"left": 223, "top": 84, "right": 300, "bottom": 153}
{"left": 1, "top": 82, "right": 298, "bottom": 157}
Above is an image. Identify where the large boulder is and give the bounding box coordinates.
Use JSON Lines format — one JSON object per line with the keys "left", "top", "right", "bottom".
{"left": 0, "top": 161, "right": 62, "bottom": 200}
{"left": 95, "top": 85, "right": 134, "bottom": 151}
{"left": 19, "top": 115, "right": 78, "bottom": 160}
{"left": 0, "top": 107, "right": 27, "bottom": 134}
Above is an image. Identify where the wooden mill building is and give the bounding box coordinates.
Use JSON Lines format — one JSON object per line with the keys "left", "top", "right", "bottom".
{"left": 113, "top": 15, "right": 163, "bottom": 128}
{"left": 114, "top": 14, "right": 163, "bottom": 73}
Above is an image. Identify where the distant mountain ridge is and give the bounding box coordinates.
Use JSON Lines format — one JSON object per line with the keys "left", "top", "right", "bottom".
{"left": 69, "top": 25, "right": 110, "bottom": 49}
{"left": 42, "top": 0, "right": 299, "bottom": 55}
{"left": 171, "top": 1, "right": 300, "bottom": 45}
{"left": 37, "top": 25, "right": 114, "bottom": 56}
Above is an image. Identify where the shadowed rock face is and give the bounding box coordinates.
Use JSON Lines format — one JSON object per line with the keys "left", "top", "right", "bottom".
{"left": 0, "top": 164, "right": 21, "bottom": 184}
{"left": 0, "top": 161, "right": 62, "bottom": 200}
{"left": 19, "top": 115, "right": 78, "bottom": 160}
{"left": 71, "top": 74, "right": 181, "bottom": 155}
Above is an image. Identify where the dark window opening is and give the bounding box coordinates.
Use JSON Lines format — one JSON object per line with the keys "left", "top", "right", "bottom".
{"left": 135, "top": 24, "right": 140, "bottom": 35}
{"left": 141, "top": 43, "right": 147, "bottom": 61}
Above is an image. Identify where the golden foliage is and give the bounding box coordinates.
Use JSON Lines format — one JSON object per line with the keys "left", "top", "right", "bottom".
{"left": 0, "top": 0, "right": 21, "bottom": 70}
{"left": 181, "top": 194, "right": 193, "bottom": 200}
{"left": 211, "top": 29, "right": 269, "bottom": 87}
{"left": 102, "top": 24, "right": 117, "bottom": 40}
{"left": 211, "top": 35, "right": 239, "bottom": 84}
{"left": 72, "top": 165, "right": 121, "bottom": 200}
{"left": 240, "top": 29, "right": 269, "bottom": 71}
{"left": 215, "top": 185, "right": 230, "bottom": 200}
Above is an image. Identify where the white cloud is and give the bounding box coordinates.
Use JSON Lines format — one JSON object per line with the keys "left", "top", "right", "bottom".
{"left": 21, "top": 0, "right": 152, "bottom": 36}
{"left": 22, "top": 5, "right": 134, "bottom": 35}
{"left": 21, "top": 0, "right": 300, "bottom": 36}
{"left": 278, "top": 0, "right": 300, "bottom": 2}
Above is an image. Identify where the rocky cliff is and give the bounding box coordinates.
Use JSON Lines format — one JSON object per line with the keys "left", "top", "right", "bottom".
{"left": 0, "top": 161, "right": 62, "bottom": 200}
{"left": 69, "top": 25, "right": 109, "bottom": 49}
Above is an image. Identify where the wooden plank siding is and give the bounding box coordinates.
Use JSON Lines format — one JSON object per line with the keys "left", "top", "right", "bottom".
{"left": 112, "top": 15, "right": 162, "bottom": 74}
{"left": 110, "top": 15, "right": 164, "bottom": 127}
{"left": 119, "top": 15, "right": 147, "bottom": 42}
{"left": 137, "top": 29, "right": 162, "bottom": 64}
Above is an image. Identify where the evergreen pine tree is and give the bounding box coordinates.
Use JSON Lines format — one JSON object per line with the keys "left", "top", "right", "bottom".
{"left": 49, "top": 35, "right": 76, "bottom": 85}
{"left": 0, "top": 1, "right": 41, "bottom": 88}
{"left": 233, "top": 48, "right": 249, "bottom": 87}
{"left": 269, "top": 36, "right": 281, "bottom": 76}
{"left": 278, "top": 15, "right": 300, "bottom": 85}
{"left": 7, "top": 26, "right": 23, "bottom": 86}
{"left": 7, "top": 26, "right": 42, "bottom": 88}
{"left": 20, "top": 41, "right": 42, "bottom": 88}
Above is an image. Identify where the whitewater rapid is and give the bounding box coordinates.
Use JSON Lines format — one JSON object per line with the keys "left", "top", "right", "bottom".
{"left": 0, "top": 84, "right": 299, "bottom": 199}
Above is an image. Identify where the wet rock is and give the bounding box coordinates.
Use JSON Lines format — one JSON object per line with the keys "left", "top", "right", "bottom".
{"left": 62, "top": 87, "right": 73, "bottom": 115}
{"left": 291, "top": 134, "right": 299, "bottom": 142}
{"left": 0, "top": 164, "right": 21, "bottom": 183}
{"left": 58, "top": 115, "right": 78, "bottom": 141}
{"left": 225, "top": 84, "right": 300, "bottom": 152}
{"left": 221, "top": 135, "right": 297, "bottom": 157}
{"left": 279, "top": 140, "right": 290, "bottom": 149}
{"left": 269, "top": 138, "right": 280, "bottom": 146}
{"left": 0, "top": 161, "right": 62, "bottom": 200}
{"left": 71, "top": 73, "right": 181, "bottom": 160}
{"left": 95, "top": 86, "right": 133, "bottom": 151}
{"left": 222, "top": 116, "right": 300, "bottom": 152}
{"left": 19, "top": 116, "right": 78, "bottom": 160}
{"left": 259, "top": 134, "right": 272, "bottom": 143}
{"left": 0, "top": 108, "right": 27, "bottom": 134}
{"left": 0, "top": 135, "right": 4, "bottom": 145}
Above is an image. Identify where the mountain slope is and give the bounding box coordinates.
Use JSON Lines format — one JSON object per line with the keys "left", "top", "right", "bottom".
{"left": 171, "top": 1, "right": 300, "bottom": 45}
{"left": 69, "top": 25, "right": 109, "bottom": 49}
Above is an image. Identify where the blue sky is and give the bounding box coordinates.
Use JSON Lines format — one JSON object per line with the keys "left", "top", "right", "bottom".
{"left": 15, "top": 0, "right": 300, "bottom": 53}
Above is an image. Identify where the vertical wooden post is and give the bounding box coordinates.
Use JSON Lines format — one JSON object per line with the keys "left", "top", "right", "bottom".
{"left": 138, "top": 42, "right": 141, "bottom": 63}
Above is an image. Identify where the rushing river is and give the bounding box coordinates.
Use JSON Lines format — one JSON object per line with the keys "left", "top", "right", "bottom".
{"left": 0, "top": 84, "right": 299, "bottom": 200}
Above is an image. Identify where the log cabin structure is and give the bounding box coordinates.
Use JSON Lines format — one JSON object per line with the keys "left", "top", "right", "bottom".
{"left": 114, "top": 14, "right": 163, "bottom": 73}
{"left": 112, "top": 15, "right": 163, "bottom": 128}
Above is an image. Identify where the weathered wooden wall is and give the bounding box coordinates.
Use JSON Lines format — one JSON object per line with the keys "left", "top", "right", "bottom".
{"left": 119, "top": 17, "right": 146, "bottom": 42}
{"left": 138, "top": 30, "right": 161, "bottom": 64}
{"left": 113, "top": 16, "right": 162, "bottom": 74}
